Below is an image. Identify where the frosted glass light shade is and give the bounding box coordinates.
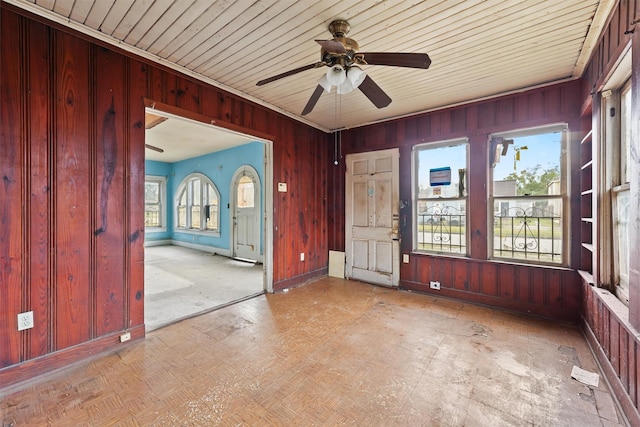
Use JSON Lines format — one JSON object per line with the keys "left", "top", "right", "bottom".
{"left": 318, "top": 75, "right": 332, "bottom": 92}
{"left": 347, "top": 66, "right": 366, "bottom": 88}
{"left": 325, "top": 65, "right": 346, "bottom": 86}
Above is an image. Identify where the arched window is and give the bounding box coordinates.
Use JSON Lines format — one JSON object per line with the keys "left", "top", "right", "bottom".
{"left": 175, "top": 173, "right": 220, "bottom": 231}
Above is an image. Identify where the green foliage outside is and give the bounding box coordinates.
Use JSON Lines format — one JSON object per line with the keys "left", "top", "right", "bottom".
{"left": 504, "top": 164, "right": 559, "bottom": 196}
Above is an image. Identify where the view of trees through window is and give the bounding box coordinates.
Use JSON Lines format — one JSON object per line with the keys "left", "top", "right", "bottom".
{"left": 491, "top": 127, "right": 565, "bottom": 263}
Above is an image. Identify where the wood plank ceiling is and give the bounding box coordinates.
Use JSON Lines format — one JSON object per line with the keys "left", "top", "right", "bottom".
{"left": 7, "top": 0, "right": 612, "bottom": 132}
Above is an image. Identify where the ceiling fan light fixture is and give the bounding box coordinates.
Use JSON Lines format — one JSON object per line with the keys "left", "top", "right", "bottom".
{"left": 347, "top": 66, "right": 366, "bottom": 88}
{"left": 337, "top": 78, "right": 354, "bottom": 94}
{"left": 318, "top": 75, "right": 333, "bottom": 92}
{"left": 325, "top": 64, "right": 346, "bottom": 87}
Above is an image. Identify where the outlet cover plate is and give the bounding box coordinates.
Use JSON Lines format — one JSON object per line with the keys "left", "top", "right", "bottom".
{"left": 17, "top": 311, "right": 34, "bottom": 331}
{"left": 430, "top": 281, "right": 441, "bottom": 290}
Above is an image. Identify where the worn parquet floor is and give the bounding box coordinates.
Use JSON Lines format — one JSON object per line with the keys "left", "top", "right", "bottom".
{"left": 1, "top": 278, "right": 625, "bottom": 426}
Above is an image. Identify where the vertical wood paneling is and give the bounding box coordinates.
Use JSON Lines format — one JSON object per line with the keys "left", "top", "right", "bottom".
{"left": 93, "top": 47, "right": 126, "bottom": 336}
{"left": 2, "top": 4, "right": 332, "bottom": 382}
{"left": 0, "top": 10, "right": 25, "bottom": 367}
{"left": 339, "top": 83, "right": 584, "bottom": 322}
{"left": 54, "top": 32, "right": 91, "bottom": 350}
{"left": 27, "top": 19, "right": 52, "bottom": 359}
{"left": 128, "top": 58, "right": 147, "bottom": 329}
{"left": 175, "top": 76, "right": 201, "bottom": 113}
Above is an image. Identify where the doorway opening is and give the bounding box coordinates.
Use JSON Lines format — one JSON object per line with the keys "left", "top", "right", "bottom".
{"left": 143, "top": 105, "right": 273, "bottom": 331}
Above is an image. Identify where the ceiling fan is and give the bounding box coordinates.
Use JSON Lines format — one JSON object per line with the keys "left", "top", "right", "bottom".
{"left": 256, "top": 20, "right": 431, "bottom": 116}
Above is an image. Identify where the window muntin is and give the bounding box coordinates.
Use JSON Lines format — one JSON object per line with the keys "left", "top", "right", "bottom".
{"left": 144, "top": 176, "right": 166, "bottom": 228}
{"left": 413, "top": 140, "right": 468, "bottom": 255}
{"left": 176, "top": 174, "right": 220, "bottom": 232}
{"left": 490, "top": 126, "right": 566, "bottom": 264}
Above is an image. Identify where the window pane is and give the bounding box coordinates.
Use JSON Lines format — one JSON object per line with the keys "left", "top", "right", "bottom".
{"left": 237, "top": 176, "right": 254, "bottom": 208}
{"left": 493, "top": 133, "right": 561, "bottom": 196}
{"left": 145, "top": 182, "right": 160, "bottom": 203}
{"left": 417, "top": 201, "right": 466, "bottom": 254}
{"left": 191, "top": 179, "right": 201, "bottom": 206}
{"left": 621, "top": 85, "right": 631, "bottom": 184}
{"left": 491, "top": 130, "right": 564, "bottom": 264}
{"left": 615, "top": 189, "right": 630, "bottom": 295}
{"left": 177, "top": 191, "right": 187, "bottom": 228}
{"left": 492, "top": 197, "right": 563, "bottom": 262}
{"left": 145, "top": 204, "right": 160, "bottom": 227}
{"left": 205, "top": 183, "right": 218, "bottom": 230}
{"left": 415, "top": 141, "right": 467, "bottom": 255}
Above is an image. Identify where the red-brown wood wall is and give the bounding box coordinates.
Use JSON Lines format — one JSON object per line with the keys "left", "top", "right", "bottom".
{"left": 0, "top": 5, "right": 330, "bottom": 387}
{"left": 330, "top": 80, "right": 584, "bottom": 322}
{"left": 579, "top": 1, "right": 640, "bottom": 424}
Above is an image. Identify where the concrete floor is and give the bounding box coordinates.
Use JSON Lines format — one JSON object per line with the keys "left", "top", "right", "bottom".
{"left": 0, "top": 277, "right": 626, "bottom": 426}
{"left": 145, "top": 245, "right": 264, "bottom": 331}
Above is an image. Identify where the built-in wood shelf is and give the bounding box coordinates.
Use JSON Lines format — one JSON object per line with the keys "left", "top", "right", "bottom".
{"left": 582, "top": 243, "right": 594, "bottom": 252}
{"left": 578, "top": 269, "right": 594, "bottom": 285}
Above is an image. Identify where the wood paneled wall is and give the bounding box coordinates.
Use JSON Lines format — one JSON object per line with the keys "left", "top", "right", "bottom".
{"left": 0, "top": 5, "right": 330, "bottom": 387}
{"left": 331, "top": 81, "right": 584, "bottom": 322}
{"left": 579, "top": 0, "right": 640, "bottom": 423}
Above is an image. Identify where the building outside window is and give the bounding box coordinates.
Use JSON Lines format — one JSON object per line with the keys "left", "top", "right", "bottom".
{"left": 413, "top": 139, "right": 468, "bottom": 255}
{"left": 144, "top": 176, "right": 166, "bottom": 228}
{"left": 489, "top": 125, "right": 567, "bottom": 264}
{"left": 175, "top": 173, "right": 220, "bottom": 232}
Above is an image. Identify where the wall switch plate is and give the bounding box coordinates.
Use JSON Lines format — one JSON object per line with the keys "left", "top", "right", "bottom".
{"left": 17, "top": 311, "right": 34, "bottom": 331}
{"left": 120, "top": 332, "right": 131, "bottom": 342}
{"left": 300, "top": 252, "right": 305, "bottom": 261}
{"left": 430, "top": 281, "right": 441, "bottom": 290}
{"left": 402, "top": 254, "right": 409, "bottom": 263}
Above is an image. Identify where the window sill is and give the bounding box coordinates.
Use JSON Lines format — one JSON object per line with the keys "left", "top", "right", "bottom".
{"left": 145, "top": 227, "right": 167, "bottom": 233}
{"left": 174, "top": 229, "right": 221, "bottom": 238}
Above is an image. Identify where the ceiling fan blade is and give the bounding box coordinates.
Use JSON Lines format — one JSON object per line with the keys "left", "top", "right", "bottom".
{"left": 315, "top": 39, "right": 347, "bottom": 54}
{"left": 358, "top": 75, "right": 392, "bottom": 109}
{"left": 256, "top": 62, "right": 324, "bottom": 86}
{"left": 301, "top": 85, "right": 325, "bottom": 116}
{"left": 358, "top": 52, "right": 431, "bottom": 69}
{"left": 145, "top": 144, "right": 164, "bottom": 153}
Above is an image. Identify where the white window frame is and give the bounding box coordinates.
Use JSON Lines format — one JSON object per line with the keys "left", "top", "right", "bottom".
{"left": 412, "top": 138, "right": 469, "bottom": 256}
{"left": 488, "top": 124, "right": 568, "bottom": 266}
{"left": 175, "top": 173, "right": 220, "bottom": 235}
{"left": 144, "top": 175, "right": 166, "bottom": 231}
{"left": 601, "top": 76, "right": 632, "bottom": 304}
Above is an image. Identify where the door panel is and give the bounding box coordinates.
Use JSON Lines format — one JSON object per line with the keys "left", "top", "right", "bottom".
{"left": 345, "top": 148, "right": 399, "bottom": 287}
{"left": 233, "top": 167, "right": 261, "bottom": 262}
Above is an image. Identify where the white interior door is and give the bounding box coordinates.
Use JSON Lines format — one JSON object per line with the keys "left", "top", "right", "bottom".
{"left": 345, "top": 148, "right": 400, "bottom": 287}
{"left": 232, "top": 166, "right": 261, "bottom": 262}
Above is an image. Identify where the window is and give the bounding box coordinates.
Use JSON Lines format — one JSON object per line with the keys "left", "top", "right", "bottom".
{"left": 145, "top": 176, "right": 166, "bottom": 228}
{"left": 175, "top": 173, "right": 220, "bottom": 232}
{"left": 489, "top": 125, "right": 567, "bottom": 264}
{"left": 413, "top": 139, "right": 468, "bottom": 255}
{"left": 603, "top": 79, "right": 631, "bottom": 303}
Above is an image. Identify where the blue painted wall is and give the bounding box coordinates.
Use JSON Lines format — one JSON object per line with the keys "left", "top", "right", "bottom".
{"left": 145, "top": 142, "right": 264, "bottom": 255}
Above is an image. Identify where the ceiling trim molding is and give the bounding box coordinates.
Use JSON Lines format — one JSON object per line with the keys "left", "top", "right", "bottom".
{"left": 3, "top": 0, "right": 331, "bottom": 133}
{"left": 573, "top": 0, "right": 618, "bottom": 77}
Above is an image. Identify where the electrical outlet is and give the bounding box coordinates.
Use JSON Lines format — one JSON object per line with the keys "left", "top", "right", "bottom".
{"left": 17, "top": 311, "right": 34, "bottom": 331}
{"left": 120, "top": 332, "right": 131, "bottom": 343}
{"left": 402, "top": 254, "right": 410, "bottom": 263}
{"left": 430, "top": 281, "right": 441, "bottom": 290}
{"left": 300, "top": 252, "right": 305, "bottom": 261}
